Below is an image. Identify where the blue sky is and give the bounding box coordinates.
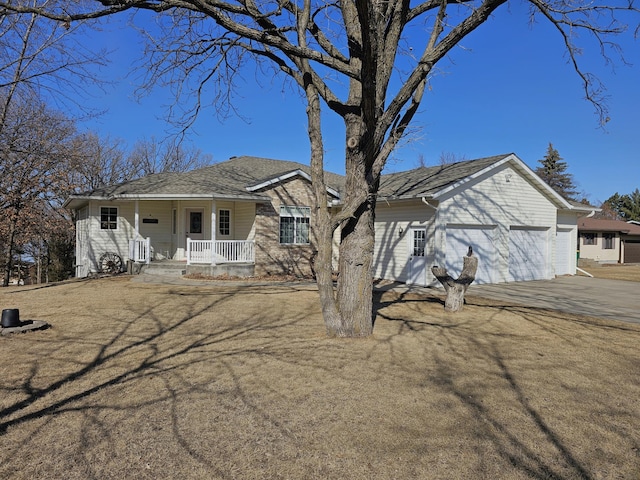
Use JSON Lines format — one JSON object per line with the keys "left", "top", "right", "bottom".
{"left": 78, "top": 4, "right": 639, "bottom": 205}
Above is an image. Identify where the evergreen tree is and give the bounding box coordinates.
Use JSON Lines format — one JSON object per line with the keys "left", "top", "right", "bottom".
{"left": 535, "top": 143, "right": 579, "bottom": 200}
{"left": 604, "top": 189, "right": 640, "bottom": 221}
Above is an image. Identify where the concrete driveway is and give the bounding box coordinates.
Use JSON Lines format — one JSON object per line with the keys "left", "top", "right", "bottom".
{"left": 467, "top": 276, "right": 640, "bottom": 325}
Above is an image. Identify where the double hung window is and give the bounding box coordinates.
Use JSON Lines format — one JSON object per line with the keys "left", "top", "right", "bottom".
{"left": 603, "top": 233, "right": 614, "bottom": 249}
{"left": 100, "top": 207, "right": 118, "bottom": 230}
{"left": 279, "top": 206, "right": 310, "bottom": 244}
{"left": 583, "top": 233, "right": 596, "bottom": 246}
{"left": 219, "top": 209, "right": 230, "bottom": 236}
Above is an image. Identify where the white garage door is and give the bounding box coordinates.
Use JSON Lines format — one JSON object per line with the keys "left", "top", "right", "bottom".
{"left": 555, "top": 228, "right": 573, "bottom": 276}
{"left": 445, "top": 226, "right": 496, "bottom": 284}
{"left": 508, "top": 228, "right": 549, "bottom": 281}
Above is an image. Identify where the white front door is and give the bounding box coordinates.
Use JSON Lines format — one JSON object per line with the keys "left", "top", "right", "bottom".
{"left": 186, "top": 209, "right": 205, "bottom": 240}
{"left": 408, "top": 228, "right": 427, "bottom": 286}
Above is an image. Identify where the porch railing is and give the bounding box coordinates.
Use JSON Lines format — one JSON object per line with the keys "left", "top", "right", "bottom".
{"left": 129, "top": 237, "right": 151, "bottom": 264}
{"left": 186, "top": 239, "right": 255, "bottom": 265}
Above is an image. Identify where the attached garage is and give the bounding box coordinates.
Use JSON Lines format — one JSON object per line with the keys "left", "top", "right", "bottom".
{"left": 624, "top": 240, "right": 640, "bottom": 264}
{"left": 373, "top": 154, "right": 589, "bottom": 286}
{"left": 446, "top": 225, "right": 496, "bottom": 284}
{"left": 508, "top": 228, "right": 549, "bottom": 281}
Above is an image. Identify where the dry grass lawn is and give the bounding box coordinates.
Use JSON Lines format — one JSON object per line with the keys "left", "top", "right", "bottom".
{"left": 1, "top": 276, "right": 639, "bottom": 479}
{"left": 579, "top": 264, "right": 640, "bottom": 282}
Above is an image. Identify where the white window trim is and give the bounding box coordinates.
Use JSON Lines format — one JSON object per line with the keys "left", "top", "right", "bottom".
{"left": 100, "top": 206, "right": 118, "bottom": 230}
{"left": 219, "top": 209, "right": 231, "bottom": 236}
{"left": 279, "top": 206, "right": 311, "bottom": 245}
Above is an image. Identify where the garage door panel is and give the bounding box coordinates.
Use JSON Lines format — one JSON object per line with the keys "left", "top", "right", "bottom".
{"left": 624, "top": 241, "right": 640, "bottom": 264}
{"left": 446, "top": 226, "right": 496, "bottom": 284}
{"left": 509, "top": 228, "right": 548, "bottom": 281}
{"left": 555, "top": 229, "right": 573, "bottom": 276}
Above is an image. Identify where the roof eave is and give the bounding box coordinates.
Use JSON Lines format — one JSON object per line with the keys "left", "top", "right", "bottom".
{"left": 64, "top": 192, "right": 270, "bottom": 209}
{"left": 431, "top": 154, "right": 574, "bottom": 210}
{"left": 246, "top": 169, "right": 340, "bottom": 199}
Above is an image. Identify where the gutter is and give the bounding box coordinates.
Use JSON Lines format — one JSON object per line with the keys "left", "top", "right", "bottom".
{"left": 421, "top": 197, "right": 438, "bottom": 210}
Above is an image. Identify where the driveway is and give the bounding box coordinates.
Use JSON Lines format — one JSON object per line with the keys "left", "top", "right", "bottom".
{"left": 467, "top": 276, "right": 640, "bottom": 325}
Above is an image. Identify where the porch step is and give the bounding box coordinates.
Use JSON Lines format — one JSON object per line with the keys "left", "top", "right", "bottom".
{"left": 141, "top": 260, "right": 187, "bottom": 277}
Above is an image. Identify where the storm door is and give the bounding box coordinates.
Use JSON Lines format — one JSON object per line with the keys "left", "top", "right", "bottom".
{"left": 186, "top": 209, "right": 204, "bottom": 240}
{"left": 408, "top": 228, "right": 427, "bottom": 286}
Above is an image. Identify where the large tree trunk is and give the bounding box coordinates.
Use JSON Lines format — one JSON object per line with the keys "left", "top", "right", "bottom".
{"left": 431, "top": 254, "right": 478, "bottom": 312}
{"left": 316, "top": 152, "right": 377, "bottom": 338}
{"left": 308, "top": 87, "right": 379, "bottom": 337}
{"left": 333, "top": 200, "right": 376, "bottom": 337}
{"left": 2, "top": 215, "right": 18, "bottom": 287}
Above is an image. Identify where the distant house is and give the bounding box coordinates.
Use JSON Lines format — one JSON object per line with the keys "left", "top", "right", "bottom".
{"left": 577, "top": 217, "right": 640, "bottom": 264}
{"left": 65, "top": 153, "right": 594, "bottom": 283}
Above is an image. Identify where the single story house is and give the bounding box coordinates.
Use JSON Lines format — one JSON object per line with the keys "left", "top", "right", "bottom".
{"left": 64, "top": 153, "right": 594, "bottom": 284}
{"left": 577, "top": 217, "right": 640, "bottom": 264}
{"left": 64, "top": 156, "right": 344, "bottom": 278}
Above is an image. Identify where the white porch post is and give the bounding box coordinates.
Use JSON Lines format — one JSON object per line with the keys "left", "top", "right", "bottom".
{"left": 134, "top": 200, "right": 140, "bottom": 237}
{"left": 211, "top": 200, "right": 217, "bottom": 266}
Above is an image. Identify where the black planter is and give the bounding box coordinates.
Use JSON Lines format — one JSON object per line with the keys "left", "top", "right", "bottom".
{"left": 1, "top": 309, "right": 20, "bottom": 328}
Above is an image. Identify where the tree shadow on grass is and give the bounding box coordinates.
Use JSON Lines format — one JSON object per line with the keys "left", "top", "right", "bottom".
{"left": 372, "top": 287, "right": 640, "bottom": 479}
{"left": 0, "top": 281, "right": 330, "bottom": 479}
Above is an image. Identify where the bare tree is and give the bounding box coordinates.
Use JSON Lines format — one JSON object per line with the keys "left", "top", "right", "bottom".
{"left": 0, "top": 0, "right": 108, "bottom": 118}
{"left": 68, "top": 132, "right": 130, "bottom": 191}
{"left": 0, "top": 98, "right": 77, "bottom": 286}
{"left": 127, "top": 137, "right": 214, "bottom": 177}
{"left": 0, "top": 0, "right": 110, "bottom": 286}
{"left": 5, "top": 0, "right": 637, "bottom": 335}
{"left": 439, "top": 151, "right": 468, "bottom": 166}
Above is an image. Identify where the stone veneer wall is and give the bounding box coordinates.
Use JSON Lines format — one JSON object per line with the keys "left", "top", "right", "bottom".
{"left": 254, "top": 177, "right": 318, "bottom": 277}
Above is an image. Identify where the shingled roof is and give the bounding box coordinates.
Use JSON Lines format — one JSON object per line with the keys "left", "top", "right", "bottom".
{"left": 578, "top": 217, "right": 640, "bottom": 235}
{"left": 65, "top": 156, "right": 345, "bottom": 207}
{"left": 377, "top": 154, "right": 513, "bottom": 199}
{"left": 65, "top": 153, "right": 587, "bottom": 211}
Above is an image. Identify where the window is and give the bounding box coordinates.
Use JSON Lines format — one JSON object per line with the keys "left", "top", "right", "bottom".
{"left": 412, "top": 229, "right": 426, "bottom": 257}
{"left": 603, "top": 233, "right": 615, "bottom": 249}
{"left": 219, "top": 209, "right": 230, "bottom": 236}
{"left": 279, "top": 206, "right": 310, "bottom": 244}
{"left": 172, "top": 209, "right": 177, "bottom": 235}
{"left": 100, "top": 207, "right": 118, "bottom": 230}
{"left": 583, "top": 233, "right": 596, "bottom": 246}
{"left": 189, "top": 211, "right": 202, "bottom": 234}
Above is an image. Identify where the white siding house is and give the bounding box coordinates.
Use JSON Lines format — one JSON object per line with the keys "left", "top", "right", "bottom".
{"left": 66, "top": 154, "right": 593, "bottom": 284}
{"left": 373, "top": 154, "right": 594, "bottom": 286}
{"left": 64, "top": 157, "right": 343, "bottom": 278}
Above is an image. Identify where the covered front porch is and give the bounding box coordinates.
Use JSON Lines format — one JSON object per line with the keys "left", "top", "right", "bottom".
{"left": 128, "top": 198, "right": 257, "bottom": 267}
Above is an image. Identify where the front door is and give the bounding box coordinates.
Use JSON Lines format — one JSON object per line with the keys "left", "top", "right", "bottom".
{"left": 186, "top": 209, "right": 204, "bottom": 241}
{"left": 408, "top": 228, "right": 427, "bottom": 286}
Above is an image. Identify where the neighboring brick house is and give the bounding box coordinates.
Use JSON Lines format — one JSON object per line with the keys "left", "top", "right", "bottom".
{"left": 578, "top": 217, "right": 640, "bottom": 264}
